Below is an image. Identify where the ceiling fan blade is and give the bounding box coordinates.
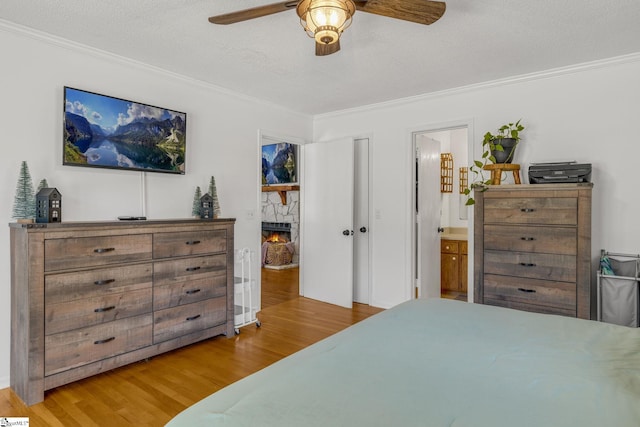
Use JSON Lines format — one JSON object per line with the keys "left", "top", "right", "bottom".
{"left": 316, "top": 40, "right": 341, "bottom": 56}
{"left": 209, "top": 1, "right": 298, "bottom": 25}
{"left": 353, "top": 0, "right": 446, "bottom": 25}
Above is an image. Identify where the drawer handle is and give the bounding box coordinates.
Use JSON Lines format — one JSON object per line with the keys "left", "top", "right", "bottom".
{"left": 186, "top": 240, "right": 201, "bottom": 245}
{"left": 94, "top": 279, "right": 116, "bottom": 286}
{"left": 94, "top": 305, "right": 116, "bottom": 313}
{"left": 186, "top": 289, "right": 201, "bottom": 295}
{"left": 520, "top": 208, "right": 536, "bottom": 213}
{"left": 186, "top": 314, "right": 201, "bottom": 321}
{"left": 517, "top": 288, "right": 537, "bottom": 293}
{"left": 94, "top": 247, "right": 115, "bottom": 253}
{"left": 521, "top": 237, "right": 536, "bottom": 241}
{"left": 519, "top": 262, "right": 537, "bottom": 267}
{"left": 186, "top": 266, "right": 201, "bottom": 272}
{"left": 94, "top": 337, "right": 115, "bottom": 345}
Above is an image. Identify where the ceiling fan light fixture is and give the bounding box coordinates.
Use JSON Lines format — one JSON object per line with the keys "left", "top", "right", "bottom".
{"left": 296, "top": 0, "right": 355, "bottom": 45}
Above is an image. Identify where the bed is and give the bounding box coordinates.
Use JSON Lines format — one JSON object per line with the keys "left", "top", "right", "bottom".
{"left": 167, "top": 298, "right": 640, "bottom": 427}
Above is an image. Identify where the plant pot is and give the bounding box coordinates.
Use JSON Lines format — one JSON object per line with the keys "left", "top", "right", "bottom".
{"left": 491, "top": 138, "right": 518, "bottom": 164}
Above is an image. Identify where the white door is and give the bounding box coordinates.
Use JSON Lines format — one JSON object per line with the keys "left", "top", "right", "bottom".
{"left": 301, "top": 138, "right": 355, "bottom": 308}
{"left": 416, "top": 134, "right": 441, "bottom": 299}
{"left": 353, "top": 138, "right": 370, "bottom": 304}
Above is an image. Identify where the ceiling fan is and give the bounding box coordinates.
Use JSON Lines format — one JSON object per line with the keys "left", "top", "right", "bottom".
{"left": 208, "top": 0, "right": 446, "bottom": 56}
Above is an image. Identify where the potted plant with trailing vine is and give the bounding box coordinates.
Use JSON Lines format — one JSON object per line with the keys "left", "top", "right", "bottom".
{"left": 463, "top": 120, "right": 525, "bottom": 205}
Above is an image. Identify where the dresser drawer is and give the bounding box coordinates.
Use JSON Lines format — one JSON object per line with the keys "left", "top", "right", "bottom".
{"left": 153, "top": 230, "right": 227, "bottom": 259}
{"left": 154, "top": 254, "right": 227, "bottom": 287}
{"left": 153, "top": 297, "right": 227, "bottom": 343}
{"left": 45, "top": 287, "right": 152, "bottom": 335}
{"left": 45, "top": 234, "right": 152, "bottom": 271}
{"left": 45, "top": 264, "right": 153, "bottom": 304}
{"left": 154, "top": 271, "right": 227, "bottom": 311}
{"left": 45, "top": 314, "right": 153, "bottom": 376}
{"left": 441, "top": 240, "right": 459, "bottom": 254}
{"left": 484, "top": 197, "right": 577, "bottom": 225}
{"left": 483, "top": 274, "right": 576, "bottom": 311}
{"left": 484, "top": 225, "right": 576, "bottom": 254}
{"left": 45, "top": 263, "right": 152, "bottom": 334}
{"left": 484, "top": 250, "right": 576, "bottom": 282}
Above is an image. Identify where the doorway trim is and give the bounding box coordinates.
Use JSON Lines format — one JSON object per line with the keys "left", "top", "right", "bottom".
{"left": 408, "top": 118, "right": 475, "bottom": 302}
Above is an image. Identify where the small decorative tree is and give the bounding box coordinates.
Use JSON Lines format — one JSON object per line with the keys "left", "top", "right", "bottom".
{"left": 208, "top": 176, "right": 221, "bottom": 218}
{"left": 192, "top": 186, "right": 202, "bottom": 218}
{"left": 37, "top": 178, "right": 49, "bottom": 193}
{"left": 12, "top": 161, "right": 36, "bottom": 221}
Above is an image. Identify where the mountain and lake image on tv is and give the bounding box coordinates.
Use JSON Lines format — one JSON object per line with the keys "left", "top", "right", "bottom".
{"left": 63, "top": 87, "right": 186, "bottom": 174}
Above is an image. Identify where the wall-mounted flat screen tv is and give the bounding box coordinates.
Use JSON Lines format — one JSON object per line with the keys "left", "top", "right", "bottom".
{"left": 63, "top": 87, "right": 186, "bottom": 174}
{"left": 262, "top": 143, "right": 297, "bottom": 185}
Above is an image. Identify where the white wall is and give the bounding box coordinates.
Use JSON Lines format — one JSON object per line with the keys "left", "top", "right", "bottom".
{"left": 314, "top": 55, "right": 640, "bottom": 309}
{"left": 0, "top": 23, "right": 312, "bottom": 388}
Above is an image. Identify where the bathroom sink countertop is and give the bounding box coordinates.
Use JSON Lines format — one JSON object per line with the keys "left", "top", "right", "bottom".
{"left": 440, "top": 227, "right": 468, "bottom": 241}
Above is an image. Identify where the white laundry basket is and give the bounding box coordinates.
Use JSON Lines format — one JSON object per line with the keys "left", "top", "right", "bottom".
{"left": 597, "top": 250, "right": 639, "bottom": 327}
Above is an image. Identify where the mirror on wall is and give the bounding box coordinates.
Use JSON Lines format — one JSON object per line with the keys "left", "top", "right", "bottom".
{"left": 427, "top": 128, "right": 469, "bottom": 231}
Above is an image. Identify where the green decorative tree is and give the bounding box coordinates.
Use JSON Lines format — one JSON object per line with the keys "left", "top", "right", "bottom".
{"left": 37, "top": 178, "right": 49, "bottom": 193}
{"left": 12, "top": 161, "right": 36, "bottom": 220}
{"left": 208, "top": 176, "right": 221, "bottom": 218}
{"left": 192, "top": 186, "right": 202, "bottom": 217}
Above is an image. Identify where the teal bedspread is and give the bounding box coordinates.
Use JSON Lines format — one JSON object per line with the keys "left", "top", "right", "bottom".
{"left": 167, "top": 299, "right": 640, "bottom": 427}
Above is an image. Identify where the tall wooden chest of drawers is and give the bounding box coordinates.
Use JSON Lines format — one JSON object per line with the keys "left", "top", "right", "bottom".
{"left": 10, "top": 219, "right": 235, "bottom": 405}
{"left": 473, "top": 184, "right": 592, "bottom": 319}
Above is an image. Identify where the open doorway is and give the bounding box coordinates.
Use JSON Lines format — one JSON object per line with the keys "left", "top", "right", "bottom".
{"left": 413, "top": 125, "right": 471, "bottom": 302}
{"left": 260, "top": 139, "right": 301, "bottom": 309}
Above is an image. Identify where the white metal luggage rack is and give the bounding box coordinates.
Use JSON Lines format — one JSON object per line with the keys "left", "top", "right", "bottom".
{"left": 234, "top": 248, "right": 261, "bottom": 334}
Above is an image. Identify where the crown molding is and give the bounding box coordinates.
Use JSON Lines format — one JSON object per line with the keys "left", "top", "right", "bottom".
{"left": 315, "top": 52, "right": 640, "bottom": 120}
{"left": 2, "top": 18, "right": 638, "bottom": 122}
{"left": 0, "top": 19, "right": 312, "bottom": 120}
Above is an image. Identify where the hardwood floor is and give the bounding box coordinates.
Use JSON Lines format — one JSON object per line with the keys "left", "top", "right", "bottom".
{"left": 260, "top": 266, "right": 300, "bottom": 308}
{"left": 0, "top": 268, "right": 382, "bottom": 426}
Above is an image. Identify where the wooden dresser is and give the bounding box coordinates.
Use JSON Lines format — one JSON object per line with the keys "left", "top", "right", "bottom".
{"left": 10, "top": 219, "right": 235, "bottom": 405}
{"left": 473, "top": 184, "right": 592, "bottom": 319}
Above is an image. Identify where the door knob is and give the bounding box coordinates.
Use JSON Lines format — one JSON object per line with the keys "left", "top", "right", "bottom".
{"left": 360, "top": 227, "right": 367, "bottom": 233}
{"left": 342, "top": 229, "right": 350, "bottom": 236}
{"left": 437, "top": 227, "right": 445, "bottom": 233}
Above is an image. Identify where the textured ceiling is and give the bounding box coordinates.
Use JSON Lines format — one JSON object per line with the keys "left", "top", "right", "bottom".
{"left": 1, "top": 0, "right": 640, "bottom": 115}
